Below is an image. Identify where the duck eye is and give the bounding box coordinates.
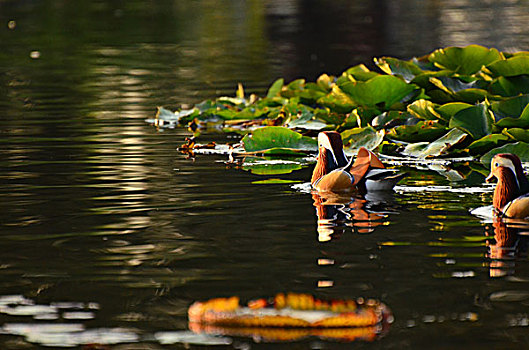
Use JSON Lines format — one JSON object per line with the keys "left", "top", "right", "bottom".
{"left": 494, "top": 162, "right": 499, "bottom": 168}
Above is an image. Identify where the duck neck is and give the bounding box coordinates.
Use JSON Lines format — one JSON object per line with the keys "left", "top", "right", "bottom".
{"left": 312, "top": 149, "right": 328, "bottom": 185}
{"left": 494, "top": 168, "right": 520, "bottom": 210}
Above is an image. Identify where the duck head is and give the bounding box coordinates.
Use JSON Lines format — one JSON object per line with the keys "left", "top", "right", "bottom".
{"left": 311, "top": 131, "right": 348, "bottom": 185}
{"left": 486, "top": 153, "right": 526, "bottom": 211}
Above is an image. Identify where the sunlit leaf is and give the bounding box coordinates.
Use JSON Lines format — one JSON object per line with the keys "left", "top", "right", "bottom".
{"left": 402, "top": 128, "right": 468, "bottom": 158}
{"left": 449, "top": 104, "right": 493, "bottom": 140}
{"left": 243, "top": 158, "right": 305, "bottom": 175}
{"left": 436, "top": 102, "right": 473, "bottom": 121}
{"left": 341, "top": 126, "right": 385, "bottom": 152}
{"left": 266, "top": 78, "right": 284, "bottom": 98}
{"left": 491, "top": 94, "right": 529, "bottom": 128}
{"left": 252, "top": 178, "right": 302, "bottom": 184}
{"left": 467, "top": 133, "right": 510, "bottom": 155}
{"left": 316, "top": 74, "right": 333, "bottom": 91}
{"left": 502, "top": 128, "right": 529, "bottom": 143}
{"left": 242, "top": 126, "right": 317, "bottom": 155}
{"left": 429, "top": 45, "right": 502, "bottom": 75}
{"left": 407, "top": 99, "right": 444, "bottom": 121}
{"left": 481, "top": 142, "right": 529, "bottom": 165}
{"left": 375, "top": 56, "right": 423, "bottom": 82}
{"left": 387, "top": 120, "right": 448, "bottom": 143}
{"left": 340, "top": 75, "right": 418, "bottom": 109}
{"left": 317, "top": 85, "right": 356, "bottom": 113}
{"left": 371, "top": 111, "right": 416, "bottom": 129}
{"left": 489, "top": 76, "right": 529, "bottom": 97}
{"left": 485, "top": 55, "right": 529, "bottom": 77}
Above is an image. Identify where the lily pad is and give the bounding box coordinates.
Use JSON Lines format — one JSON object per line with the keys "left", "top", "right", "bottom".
{"left": 252, "top": 178, "right": 302, "bottom": 184}
{"left": 491, "top": 94, "right": 529, "bottom": 128}
{"left": 242, "top": 158, "right": 305, "bottom": 175}
{"left": 485, "top": 55, "right": 529, "bottom": 77}
{"left": 480, "top": 142, "right": 529, "bottom": 165}
{"left": 387, "top": 120, "right": 448, "bottom": 143}
{"left": 489, "top": 76, "right": 529, "bottom": 97}
{"left": 449, "top": 104, "right": 493, "bottom": 140}
{"left": 429, "top": 45, "right": 502, "bottom": 75}
{"left": 341, "top": 126, "right": 385, "bottom": 152}
{"left": 436, "top": 102, "right": 473, "bottom": 121}
{"left": 467, "top": 133, "right": 511, "bottom": 155}
{"left": 503, "top": 128, "right": 529, "bottom": 143}
{"left": 374, "top": 57, "right": 423, "bottom": 82}
{"left": 339, "top": 75, "right": 418, "bottom": 109}
{"left": 266, "top": 78, "right": 284, "bottom": 98}
{"left": 242, "top": 126, "right": 317, "bottom": 155}
{"left": 407, "top": 99, "right": 444, "bottom": 122}
{"left": 402, "top": 128, "right": 468, "bottom": 158}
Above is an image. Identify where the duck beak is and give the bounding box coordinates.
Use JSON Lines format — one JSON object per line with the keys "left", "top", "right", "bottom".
{"left": 485, "top": 172, "right": 495, "bottom": 183}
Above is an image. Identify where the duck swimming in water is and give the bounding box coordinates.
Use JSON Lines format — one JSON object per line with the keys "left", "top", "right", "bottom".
{"left": 311, "top": 131, "right": 406, "bottom": 193}
{"left": 486, "top": 153, "right": 529, "bottom": 219}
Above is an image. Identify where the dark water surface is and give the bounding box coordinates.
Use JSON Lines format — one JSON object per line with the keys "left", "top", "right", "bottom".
{"left": 2, "top": 0, "right": 529, "bottom": 348}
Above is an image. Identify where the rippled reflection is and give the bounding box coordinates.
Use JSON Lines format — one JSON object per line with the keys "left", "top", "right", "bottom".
{"left": 487, "top": 218, "right": 529, "bottom": 278}
{"left": 312, "top": 191, "right": 396, "bottom": 242}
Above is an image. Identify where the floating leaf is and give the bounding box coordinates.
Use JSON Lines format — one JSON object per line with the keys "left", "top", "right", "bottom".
{"left": 480, "top": 142, "right": 529, "bottom": 165}
{"left": 340, "top": 75, "right": 418, "bottom": 109}
{"left": 489, "top": 76, "right": 529, "bottom": 97}
{"left": 467, "top": 134, "right": 510, "bottom": 155}
{"left": 436, "top": 102, "right": 473, "bottom": 121}
{"left": 491, "top": 95, "right": 529, "bottom": 128}
{"left": 317, "top": 85, "right": 356, "bottom": 113}
{"left": 502, "top": 128, "right": 529, "bottom": 143}
{"left": 242, "top": 157, "right": 305, "bottom": 175}
{"left": 266, "top": 78, "right": 284, "bottom": 98}
{"left": 449, "top": 104, "right": 493, "bottom": 140}
{"left": 429, "top": 45, "right": 502, "bottom": 75}
{"left": 407, "top": 99, "right": 444, "bottom": 121}
{"left": 402, "top": 128, "right": 468, "bottom": 158}
{"left": 341, "top": 126, "right": 385, "bottom": 152}
{"left": 375, "top": 57, "right": 423, "bottom": 82}
{"left": 252, "top": 178, "right": 302, "bottom": 184}
{"left": 485, "top": 55, "right": 529, "bottom": 77}
{"left": 242, "top": 126, "right": 317, "bottom": 155}
{"left": 387, "top": 120, "right": 448, "bottom": 143}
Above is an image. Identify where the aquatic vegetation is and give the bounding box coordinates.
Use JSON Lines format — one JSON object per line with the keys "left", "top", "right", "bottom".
{"left": 152, "top": 45, "right": 529, "bottom": 164}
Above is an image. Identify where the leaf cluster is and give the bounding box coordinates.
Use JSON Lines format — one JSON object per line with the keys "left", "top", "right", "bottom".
{"left": 153, "top": 45, "right": 529, "bottom": 162}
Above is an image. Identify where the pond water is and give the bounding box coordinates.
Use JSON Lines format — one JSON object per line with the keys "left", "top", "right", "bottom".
{"left": 2, "top": 0, "right": 529, "bottom": 348}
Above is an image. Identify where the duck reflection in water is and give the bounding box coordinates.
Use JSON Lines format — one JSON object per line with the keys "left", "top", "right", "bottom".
{"left": 486, "top": 218, "right": 529, "bottom": 278}
{"left": 312, "top": 191, "right": 399, "bottom": 242}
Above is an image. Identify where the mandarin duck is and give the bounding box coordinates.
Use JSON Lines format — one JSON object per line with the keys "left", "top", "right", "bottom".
{"left": 486, "top": 153, "right": 529, "bottom": 219}
{"left": 311, "top": 131, "right": 406, "bottom": 193}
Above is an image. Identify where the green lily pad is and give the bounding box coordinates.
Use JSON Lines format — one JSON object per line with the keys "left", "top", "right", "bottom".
{"left": 317, "top": 85, "right": 356, "bottom": 113}
{"left": 491, "top": 94, "right": 529, "bottom": 128}
{"left": 449, "top": 104, "right": 493, "bottom": 140}
{"left": 242, "top": 157, "right": 305, "bottom": 175}
{"left": 436, "top": 102, "right": 473, "bottom": 121}
{"left": 503, "top": 128, "right": 529, "bottom": 143}
{"left": 252, "top": 178, "right": 302, "bottom": 184}
{"left": 341, "top": 126, "right": 385, "bottom": 152}
{"left": 407, "top": 99, "right": 444, "bottom": 121}
{"left": 429, "top": 45, "right": 502, "bottom": 75}
{"left": 402, "top": 128, "right": 468, "bottom": 158}
{"left": 375, "top": 57, "right": 423, "bottom": 82}
{"left": 387, "top": 120, "right": 448, "bottom": 143}
{"left": 489, "top": 76, "right": 529, "bottom": 97}
{"left": 340, "top": 75, "right": 418, "bottom": 109}
{"left": 480, "top": 142, "right": 529, "bottom": 165}
{"left": 467, "top": 133, "right": 511, "bottom": 155}
{"left": 485, "top": 55, "right": 529, "bottom": 77}
{"left": 371, "top": 111, "right": 416, "bottom": 129}
{"left": 266, "top": 78, "right": 284, "bottom": 98}
{"left": 242, "top": 126, "right": 317, "bottom": 155}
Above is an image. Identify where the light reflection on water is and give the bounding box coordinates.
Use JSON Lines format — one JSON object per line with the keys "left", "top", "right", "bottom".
{"left": 3, "top": 0, "right": 529, "bottom": 348}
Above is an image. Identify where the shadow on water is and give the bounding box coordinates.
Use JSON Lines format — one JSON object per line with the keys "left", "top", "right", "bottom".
{"left": 3, "top": 0, "right": 529, "bottom": 348}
